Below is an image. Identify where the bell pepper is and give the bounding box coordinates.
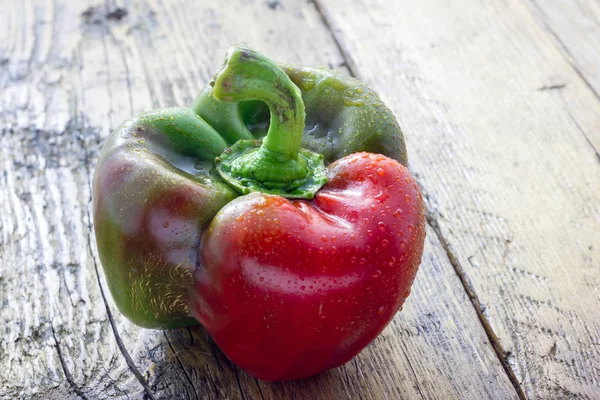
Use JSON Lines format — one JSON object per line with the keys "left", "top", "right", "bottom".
{"left": 93, "top": 46, "right": 425, "bottom": 380}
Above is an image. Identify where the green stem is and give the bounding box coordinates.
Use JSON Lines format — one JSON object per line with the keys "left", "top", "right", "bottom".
{"left": 212, "top": 46, "right": 305, "bottom": 161}
{"left": 211, "top": 46, "right": 327, "bottom": 199}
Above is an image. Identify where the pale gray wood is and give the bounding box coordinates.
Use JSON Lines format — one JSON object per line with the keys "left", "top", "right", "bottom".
{"left": 525, "top": 0, "right": 600, "bottom": 154}
{"left": 315, "top": 0, "right": 600, "bottom": 398}
{"left": 1, "top": 0, "right": 524, "bottom": 398}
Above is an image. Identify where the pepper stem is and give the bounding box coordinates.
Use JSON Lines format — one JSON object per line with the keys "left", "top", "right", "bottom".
{"left": 212, "top": 46, "right": 327, "bottom": 199}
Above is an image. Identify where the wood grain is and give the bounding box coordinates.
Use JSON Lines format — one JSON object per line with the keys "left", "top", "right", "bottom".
{"left": 315, "top": 0, "right": 600, "bottom": 398}
{"left": 1, "top": 0, "right": 582, "bottom": 398}
{"left": 525, "top": 0, "right": 600, "bottom": 155}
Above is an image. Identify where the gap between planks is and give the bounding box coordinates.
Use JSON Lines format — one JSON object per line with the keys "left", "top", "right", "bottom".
{"left": 524, "top": 0, "right": 600, "bottom": 161}
{"left": 310, "top": 0, "right": 529, "bottom": 398}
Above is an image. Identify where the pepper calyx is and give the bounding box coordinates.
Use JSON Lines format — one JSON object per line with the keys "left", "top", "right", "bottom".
{"left": 216, "top": 140, "right": 327, "bottom": 199}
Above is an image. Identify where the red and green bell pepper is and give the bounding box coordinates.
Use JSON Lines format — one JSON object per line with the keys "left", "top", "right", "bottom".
{"left": 92, "top": 46, "right": 425, "bottom": 380}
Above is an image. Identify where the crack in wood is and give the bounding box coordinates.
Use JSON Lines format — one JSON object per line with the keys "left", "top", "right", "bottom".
{"left": 51, "top": 325, "right": 89, "bottom": 400}
{"left": 77, "top": 129, "right": 157, "bottom": 400}
{"left": 310, "top": 1, "right": 528, "bottom": 399}
{"left": 526, "top": 0, "right": 600, "bottom": 159}
{"left": 341, "top": 364, "right": 354, "bottom": 398}
{"left": 527, "top": 0, "right": 600, "bottom": 104}
{"left": 233, "top": 366, "right": 247, "bottom": 400}
{"left": 565, "top": 108, "right": 600, "bottom": 164}
{"left": 101, "top": 365, "right": 132, "bottom": 400}
{"left": 426, "top": 213, "right": 527, "bottom": 400}
{"left": 401, "top": 347, "right": 425, "bottom": 400}
{"left": 311, "top": 0, "right": 358, "bottom": 78}
{"left": 164, "top": 332, "right": 200, "bottom": 400}
{"left": 253, "top": 377, "right": 266, "bottom": 400}
{"left": 537, "top": 83, "right": 567, "bottom": 91}
{"left": 86, "top": 219, "right": 158, "bottom": 400}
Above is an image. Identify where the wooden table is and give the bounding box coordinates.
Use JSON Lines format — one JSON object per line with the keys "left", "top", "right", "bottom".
{"left": 1, "top": 0, "right": 598, "bottom": 398}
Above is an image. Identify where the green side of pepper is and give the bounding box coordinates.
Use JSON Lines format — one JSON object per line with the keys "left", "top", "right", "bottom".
{"left": 93, "top": 109, "right": 236, "bottom": 329}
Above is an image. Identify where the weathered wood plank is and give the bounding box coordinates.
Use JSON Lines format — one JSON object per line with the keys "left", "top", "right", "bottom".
{"left": 0, "top": 0, "right": 147, "bottom": 398}
{"left": 2, "top": 0, "right": 518, "bottom": 398}
{"left": 525, "top": 0, "right": 600, "bottom": 154}
{"left": 315, "top": 0, "right": 600, "bottom": 398}
{"left": 527, "top": 0, "right": 600, "bottom": 160}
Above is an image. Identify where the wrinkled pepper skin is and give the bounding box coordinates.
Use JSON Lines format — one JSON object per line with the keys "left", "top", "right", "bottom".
{"left": 93, "top": 108, "right": 237, "bottom": 328}
{"left": 192, "top": 152, "right": 425, "bottom": 381}
{"left": 192, "top": 65, "right": 408, "bottom": 166}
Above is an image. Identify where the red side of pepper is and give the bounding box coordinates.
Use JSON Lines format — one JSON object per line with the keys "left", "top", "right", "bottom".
{"left": 192, "top": 152, "right": 425, "bottom": 381}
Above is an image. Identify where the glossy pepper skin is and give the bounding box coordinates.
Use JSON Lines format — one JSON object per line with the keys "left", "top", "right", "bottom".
{"left": 93, "top": 46, "right": 411, "bottom": 330}
{"left": 193, "top": 152, "right": 425, "bottom": 381}
{"left": 93, "top": 109, "right": 237, "bottom": 328}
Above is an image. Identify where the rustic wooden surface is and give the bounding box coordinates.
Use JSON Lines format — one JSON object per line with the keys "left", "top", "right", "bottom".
{"left": 0, "top": 0, "right": 598, "bottom": 399}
